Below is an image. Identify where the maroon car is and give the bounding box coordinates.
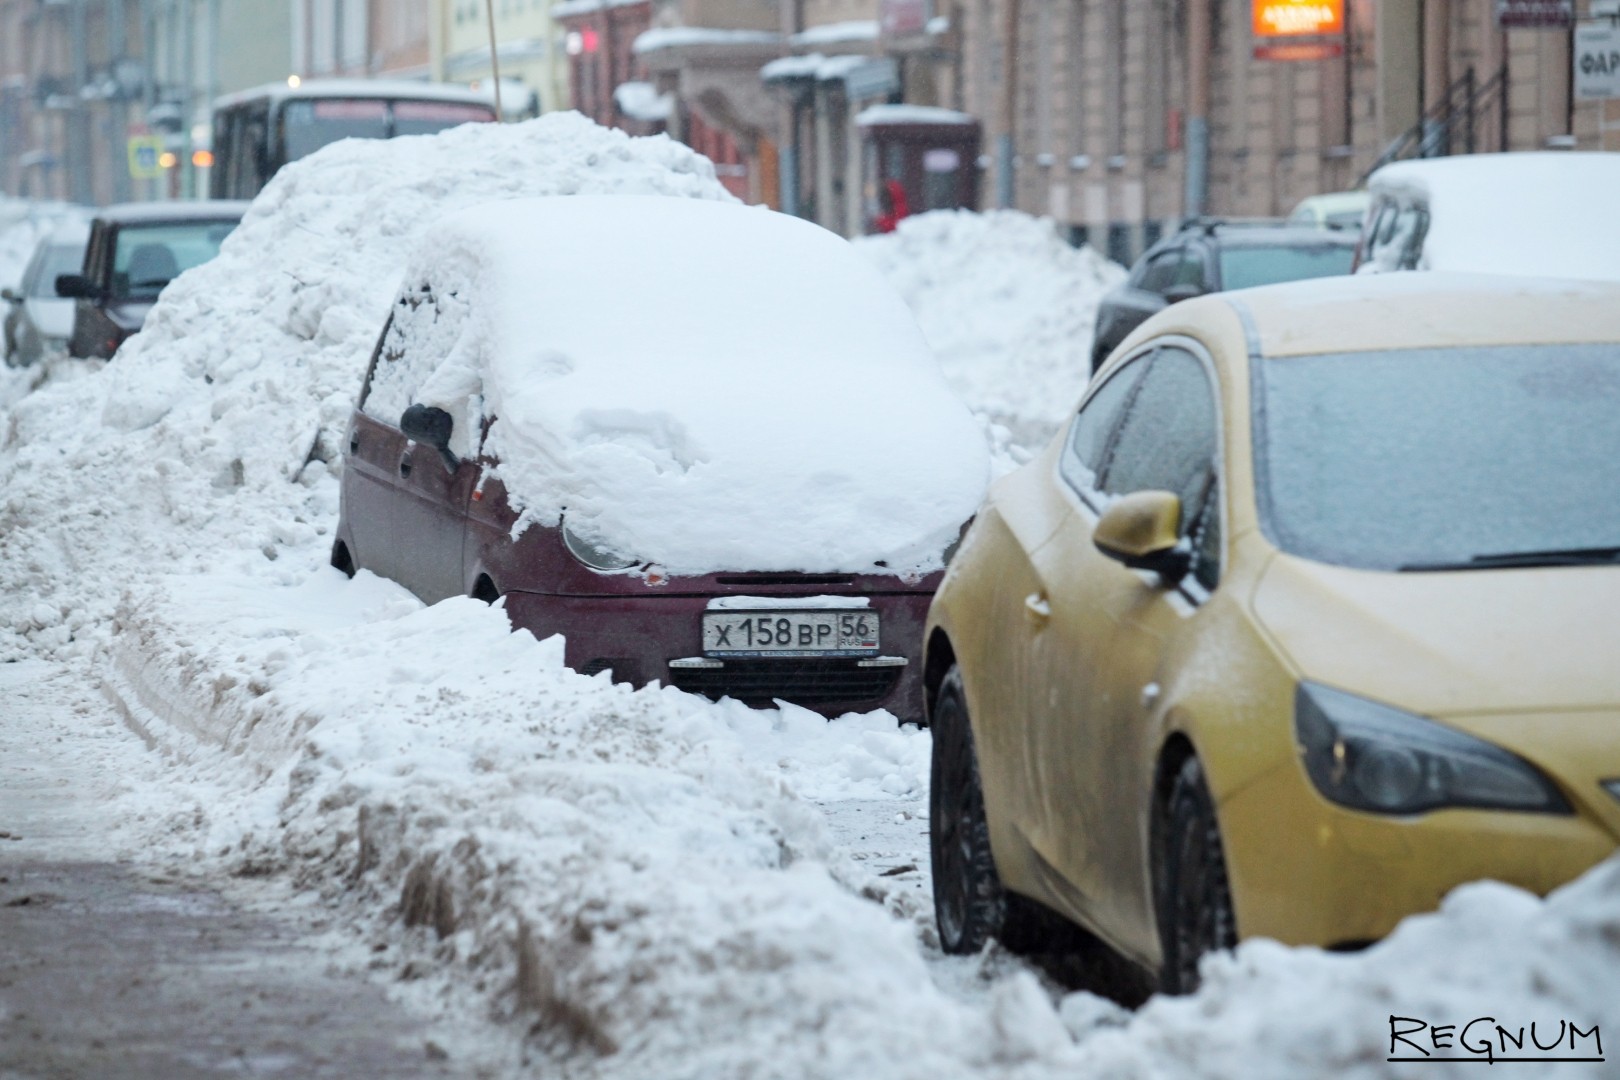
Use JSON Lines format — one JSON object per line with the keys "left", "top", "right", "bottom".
{"left": 331, "top": 195, "right": 988, "bottom": 723}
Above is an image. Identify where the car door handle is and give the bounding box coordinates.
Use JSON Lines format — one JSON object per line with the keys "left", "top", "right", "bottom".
{"left": 1024, "top": 592, "right": 1051, "bottom": 620}
{"left": 398, "top": 454, "right": 412, "bottom": 478}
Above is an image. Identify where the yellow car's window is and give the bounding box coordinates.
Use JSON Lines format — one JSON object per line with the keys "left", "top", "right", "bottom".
{"left": 1062, "top": 356, "right": 1149, "bottom": 491}
{"left": 1100, "top": 346, "right": 1218, "bottom": 519}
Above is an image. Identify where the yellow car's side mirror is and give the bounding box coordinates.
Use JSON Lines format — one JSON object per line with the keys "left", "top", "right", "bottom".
{"left": 1093, "top": 490, "right": 1191, "bottom": 582}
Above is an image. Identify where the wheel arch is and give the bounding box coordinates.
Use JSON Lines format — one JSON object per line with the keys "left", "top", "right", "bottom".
{"left": 471, "top": 572, "right": 500, "bottom": 603}
{"left": 922, "top": 627, "right": 957, "bottom": 728}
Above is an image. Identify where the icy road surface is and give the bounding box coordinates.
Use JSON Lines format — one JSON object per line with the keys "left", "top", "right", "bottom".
{"left": 0, "top": 660, "right": 487, "bottom": 1078}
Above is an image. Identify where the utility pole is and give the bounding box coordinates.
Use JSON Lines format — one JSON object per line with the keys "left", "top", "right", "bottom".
{"left": 182, "top": 0, "right": 195, "bottom": 197}
{"left": 1185, "top": 0, "right": 1210, "bottom": 218}
{"left": 69, "top": 0, "right": 94, "bottom": 205}
{"left": 485, "top": 0, "right": 504, "bottom": 121}
{"left": 996, "top": 0, "right": 1019, "bottom": 208}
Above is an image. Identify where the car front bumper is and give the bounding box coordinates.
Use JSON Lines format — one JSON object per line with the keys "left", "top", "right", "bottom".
{"left": 1220, "top": 714, "right": 1620, "bottom": 949}
{"left": 501, "top": 589, "right": 933, "bottom": 723}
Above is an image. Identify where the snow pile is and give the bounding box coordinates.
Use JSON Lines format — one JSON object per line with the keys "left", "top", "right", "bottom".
{"left": 378, "top": 196, "right": 987, "bottom": 574}
{"left": 105, "top": 569, "right": 1065, "bottom": 1078}
{"left": 1365, "top": 152, "right": 1620, "bottom": 281}
{"left": 0, "top": 113, "right": 734, "bottom": 658}
{"left": 0, "top": 197, "right": 87, "bottom": 291}
{"left": 855, "top": 210, "right": 1126, "bottom": 451}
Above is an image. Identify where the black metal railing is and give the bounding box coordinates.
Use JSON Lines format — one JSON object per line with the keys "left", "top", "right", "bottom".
{"left": 1360, "top": 64, "right": 1510, "bottom": 185}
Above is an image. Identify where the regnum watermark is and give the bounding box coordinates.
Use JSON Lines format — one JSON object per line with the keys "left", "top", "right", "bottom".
{"left": 1389, "top": 1015, "right": 1604, "bottom": 1065}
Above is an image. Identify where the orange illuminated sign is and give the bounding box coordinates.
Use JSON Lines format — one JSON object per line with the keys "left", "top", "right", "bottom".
{"left": 1253, "top": 0, "right": 1344, "bottom": 38}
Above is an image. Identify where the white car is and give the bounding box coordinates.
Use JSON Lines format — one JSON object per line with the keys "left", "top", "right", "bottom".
{"left": 3, "top": 222, "right": 89, "bottom": 367}
{"left": 1357, "top": 152, "right": 1620, "bottom": 279}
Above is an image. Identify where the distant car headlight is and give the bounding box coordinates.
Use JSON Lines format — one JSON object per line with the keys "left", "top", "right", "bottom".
{"left": 1293, "top": 682, "right": 1569, "bottom": 816}
{"left": 562, "top": 522, "right": 639, "bottom": 572}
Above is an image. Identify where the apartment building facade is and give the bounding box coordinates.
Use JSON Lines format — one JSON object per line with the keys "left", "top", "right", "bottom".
{"left": 432, "top": 0, "right": 566, "bottom": 117}
{"left": 963, "top": 0, "right": 1620, "bottom": 263}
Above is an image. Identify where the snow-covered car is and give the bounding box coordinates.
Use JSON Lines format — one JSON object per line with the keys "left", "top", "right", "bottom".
{"left": 1357, "top": 152, "right": 1620, "bottom": 279}
{"left": 924, "top": 273, "right": 1620, "bottom": 993}
{"left": 54, "top": 200, "right": 248, "bottom": 359}
{"left": 333, "top": 195, "right": 989, "bottom": 722}
{"left": 1286, "top": 189, "right": 1369, "bottom": 231}
{"left": 3, "top": 222, "right": 88, "bottom": 367}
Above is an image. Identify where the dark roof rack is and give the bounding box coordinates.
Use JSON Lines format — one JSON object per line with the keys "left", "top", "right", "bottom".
{"left": 1177, "top": 215, "right": 1288, "bottom": 236}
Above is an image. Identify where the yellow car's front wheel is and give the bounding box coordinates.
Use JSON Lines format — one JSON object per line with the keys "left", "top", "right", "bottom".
{"left": 1157, "top": 755, "right": 1237, "bottom": 993}
{"left": 929, "top": 667, "right": 1009, "bottom": 954}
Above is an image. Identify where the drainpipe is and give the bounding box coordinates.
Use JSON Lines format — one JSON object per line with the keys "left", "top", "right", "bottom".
{"left": 780, "top": 97, "right": 801, "bottom": 217}
{"left": 1184, "top": 0, "right": 1210, "bottom": 218}
{"left": 996, "top": 0, "right": 1020, "bottom": 207}
{"left": 69, "top": 0, "right": 93, "bottom": 205}
{"left": 1421, "top": 0, "right": 1450, "bottom": 155}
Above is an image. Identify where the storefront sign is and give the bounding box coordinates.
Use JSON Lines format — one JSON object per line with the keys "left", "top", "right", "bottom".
{"left": 1254, "top": 41, "right": 1346, "bottom": 61}
{"left": 1252, "top": 0, "right": 1344, "bottom": 38}
{"left": 880, "top": 0, "right": 930, "bottom": 38}
{"left": 1576, "top": 21, "right": 1620, "bottom": 100}
{"left": 1496, "top": 1, "right": 1573, "bottom": 29}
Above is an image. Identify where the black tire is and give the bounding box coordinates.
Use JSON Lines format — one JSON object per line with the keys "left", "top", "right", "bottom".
{"left": 330, "top": 540, "right": 356, "bottom": 578}
{"left": 1157, "top": 754, "right": 1237, "bottom": 994}
{"left": 930, "top": 666, "right": 1012, "bottom": 955}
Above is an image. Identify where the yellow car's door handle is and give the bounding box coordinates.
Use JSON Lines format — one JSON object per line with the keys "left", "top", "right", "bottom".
{"left": 1024, "top": 592, "right": 1052, "bottom": 620}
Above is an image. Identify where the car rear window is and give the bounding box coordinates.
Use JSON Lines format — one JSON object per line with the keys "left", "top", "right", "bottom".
{"left": 1219, "top": 244, "right": 1355, "bottom": 291}
{"left": 1254, "top": 345, "right": 1620, "bottom": 570}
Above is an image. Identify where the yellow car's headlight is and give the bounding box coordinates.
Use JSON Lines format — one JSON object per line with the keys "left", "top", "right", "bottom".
{"left": 1293, "top": 683, "right": 1570, "bottom": 816}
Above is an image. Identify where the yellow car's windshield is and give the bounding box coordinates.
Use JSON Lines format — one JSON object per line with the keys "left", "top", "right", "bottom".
{"left": 1255, "top": 344, "right": 1620, "bottom": 571}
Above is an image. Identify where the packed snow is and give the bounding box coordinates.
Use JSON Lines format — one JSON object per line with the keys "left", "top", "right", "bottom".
{"left": 375, "top": 196, "right": 987, "bottom": 574}
{"left": 1, "top": 115, "right": 1617, "bottom": 1080}
{"left": 854, "top": 209, "right": 1127, "bottom": 452}
{"left": 1364, "top": 152, "right": 1620, "bottom": 281}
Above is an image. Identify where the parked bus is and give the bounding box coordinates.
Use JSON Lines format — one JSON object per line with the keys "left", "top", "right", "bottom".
{"left": 210, "top": 79, "right": 497, "bottom": 200}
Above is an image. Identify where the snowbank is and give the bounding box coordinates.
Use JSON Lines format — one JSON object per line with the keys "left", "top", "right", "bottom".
{"left": 0, "top": 113, "right": 734, "bottom": 659}
{"left": 377, "top": 196, "right": 987, "bottom": 574}
{"left": 854, "top": 210, "right": 1126, "bottom": 452}
{"left": 105, "top": 569, "right": 1065, "bottom": 1078}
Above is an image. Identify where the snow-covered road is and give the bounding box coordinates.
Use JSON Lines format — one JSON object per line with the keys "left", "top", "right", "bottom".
{"left": 0, "top": 659, "right": 496, "bottom": 1077}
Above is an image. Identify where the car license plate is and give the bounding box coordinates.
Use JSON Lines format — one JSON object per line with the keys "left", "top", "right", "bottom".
{"left": 702, "top": 610, "right": 880, "bottom": 657}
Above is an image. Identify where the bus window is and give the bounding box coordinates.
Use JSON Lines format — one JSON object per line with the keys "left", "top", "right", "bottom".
{"left": 394, "top": 100, "right": 495, "bottom": 138}
{"left": 281, "top": 99, "right": 390, "bottom": 163}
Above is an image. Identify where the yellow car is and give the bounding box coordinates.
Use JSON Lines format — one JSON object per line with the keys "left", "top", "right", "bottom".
{"left": 924, "top": 274, "right": 1620, "bottom": 993}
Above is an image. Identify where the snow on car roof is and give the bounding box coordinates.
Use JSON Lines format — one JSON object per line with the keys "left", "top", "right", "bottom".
{"left": 94, "top": 200, "right": 252, "bottom": 225}
{"left": 379, "top": 195, "right": 989, "bottom": 576}
{"left": 1367, "top": 152, "right": 1620, "bottom": 281}
{"left": 1224, "top": 272, "right": 1620, "bottom": 358}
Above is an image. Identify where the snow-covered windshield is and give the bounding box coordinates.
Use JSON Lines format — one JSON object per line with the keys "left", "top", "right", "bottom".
{"left": 1256, "top": 345, "right": 1620, "bottom": 570}
{"left": 1218, "top": 244, "right": 1355, "bottom": 291}
{"left": 372, "top": 195, "right": 990, "bottom": 576}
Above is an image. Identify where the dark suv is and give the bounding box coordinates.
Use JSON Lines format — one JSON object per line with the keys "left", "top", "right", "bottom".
{"left": 1090, "top": 219, "right": 1356, "bottom": 372}
{"left": 54, "top": 200, "right": 248, "bottom": 359}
